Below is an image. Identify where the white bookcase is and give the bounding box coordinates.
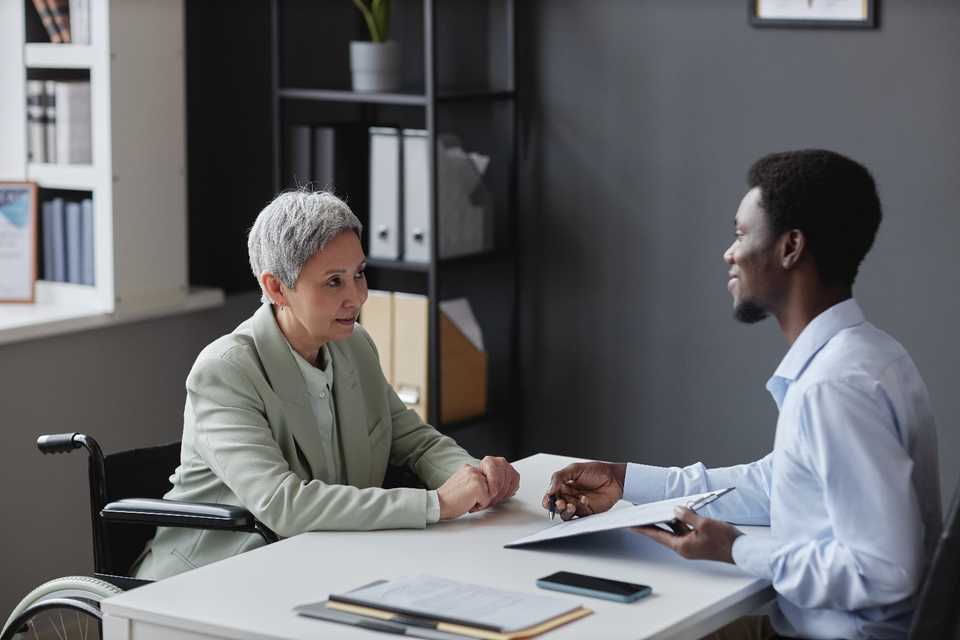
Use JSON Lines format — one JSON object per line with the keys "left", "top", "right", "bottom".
{"left": 0, "top": 0, "right": 222, "bottom": 343}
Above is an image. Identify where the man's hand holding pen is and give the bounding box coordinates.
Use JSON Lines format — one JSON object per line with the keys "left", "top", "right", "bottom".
{"left": 541, "top": 462, "right": 627, "bottom": 521}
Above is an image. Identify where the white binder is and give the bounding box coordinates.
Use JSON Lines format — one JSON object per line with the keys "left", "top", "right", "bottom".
{"left": 368, "top": 127, "right": 401, "bottom": 260}
{"left": 402, "top": 129, "right": 431, "bottom": 263}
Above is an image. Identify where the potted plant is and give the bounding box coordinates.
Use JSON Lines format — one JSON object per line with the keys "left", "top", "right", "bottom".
{"left": 350, "top": 0, "right": 400, "bottom": 92}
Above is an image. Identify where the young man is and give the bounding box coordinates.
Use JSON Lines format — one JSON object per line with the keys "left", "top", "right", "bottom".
{"left": 543, "top": 150, "right": 941, "bottom": 639}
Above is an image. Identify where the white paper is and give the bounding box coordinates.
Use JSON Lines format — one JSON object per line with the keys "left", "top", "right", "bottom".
{"left": 336, "top": 575, "right": 579, "bottom": 632}
{"left": 505, "top": 488, "right": 734, "bottom": 548}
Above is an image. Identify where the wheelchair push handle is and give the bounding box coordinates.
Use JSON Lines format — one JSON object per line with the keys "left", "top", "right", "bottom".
{"left": 37, "top": 433, "right": 83, "bottom": 454}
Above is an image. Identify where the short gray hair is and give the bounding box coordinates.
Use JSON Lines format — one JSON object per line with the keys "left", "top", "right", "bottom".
{"left": 248, "top": 190, "right": 363, "bottom": 304}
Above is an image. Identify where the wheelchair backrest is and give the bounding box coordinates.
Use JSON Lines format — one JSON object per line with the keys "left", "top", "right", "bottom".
{"left": 99, "top": 441, "right": 181, "bottom": 576}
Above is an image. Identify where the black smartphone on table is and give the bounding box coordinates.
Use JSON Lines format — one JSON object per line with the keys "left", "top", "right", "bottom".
{"left": 536, "top": 571, "right": 652, "bottom": 603}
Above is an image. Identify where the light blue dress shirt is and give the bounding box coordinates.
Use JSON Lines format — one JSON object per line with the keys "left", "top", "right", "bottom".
{"left": 624, "top": 299, "right": 941, "bottom": 639}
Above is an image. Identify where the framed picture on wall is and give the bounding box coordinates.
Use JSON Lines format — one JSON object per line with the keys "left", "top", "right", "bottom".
{"left": 750, "top": 0, "right": 877, "bottom": 29}
{"left": 0, "top": 182, "right": 38, "bottom": 303}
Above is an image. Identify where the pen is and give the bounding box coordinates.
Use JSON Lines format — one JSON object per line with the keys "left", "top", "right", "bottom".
{"left": 548, "top": 494, "right": 557, "bottom": 520}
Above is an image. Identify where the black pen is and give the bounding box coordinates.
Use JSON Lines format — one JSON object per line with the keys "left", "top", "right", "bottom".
{"left": 548, "top": 494, "right": 557, "bottom": 520}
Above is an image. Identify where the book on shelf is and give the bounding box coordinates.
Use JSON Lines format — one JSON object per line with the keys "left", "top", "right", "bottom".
{"left": 25, "top": 81, "right": 91, "bottom": 165}
{"left": 40, "top": 196, "right": 94, "bottom": 285}
{"left": 29, "top": 0, "right": 89, "bottom": 43}
{"left": 46, "top": 0, "right": 72, "bottom": 43}
{"left": 26, "top": 81, "right": 46, "bottom": 163}
{"left": 31, "top": 0, "right": 62, "bottom": 43}
{"left": 80, "top": 198, "right": 94, "bottom": 284}
{"left": 44, "top": 80, "right": 58, "bottom": 164}
{"left": 65, "top": 201, "right": 81, "bottom": 283}
{"left": 54, "top": 81, "right": 92, "bottom": 164}
{"left": 41, "top": 201, "right": 54, "bottom": 280}
{"left": 67, "top": 0, "right": 89, "bottom": 44}
{"left": 49, "top": 197, "right": 66, "bottom": 281}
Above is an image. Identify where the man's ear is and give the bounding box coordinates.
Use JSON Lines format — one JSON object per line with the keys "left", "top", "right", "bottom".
{"left": 779, "top": 229, "right": 806, "bottom": 270}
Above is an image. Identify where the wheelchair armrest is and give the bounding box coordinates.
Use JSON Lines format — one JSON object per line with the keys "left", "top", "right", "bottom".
{"left": 101, "top": 498, "right": 255, "bottom": 530}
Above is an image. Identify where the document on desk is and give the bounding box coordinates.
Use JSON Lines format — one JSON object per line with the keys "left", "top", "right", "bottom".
{"left": 325, "top": 575, "right": 585, "bottom": 633}
{"left": 505, "top": 487, "right": 735, "bottom": 548}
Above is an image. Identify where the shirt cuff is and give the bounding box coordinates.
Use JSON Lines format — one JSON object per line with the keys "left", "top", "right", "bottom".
{"left": 426, "top": 490, "right": 441, "bottom": 524}
{"left": 731, "top": 534, "right": 779, "bottom": 581}
{"left": 623, "top": 463, "right": 670, "bottom": 505}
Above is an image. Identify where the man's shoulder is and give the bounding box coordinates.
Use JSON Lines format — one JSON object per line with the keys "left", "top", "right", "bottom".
{"left": 792, "top": 322, "right": 921, "bottom": 405}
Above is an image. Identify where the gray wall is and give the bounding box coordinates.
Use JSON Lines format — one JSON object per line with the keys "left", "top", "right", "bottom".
{"left": 516, "top": 0, "right": 959, "bottom": 507}
{"left": 0, "top": 293, "right": 261, "bottom": 616}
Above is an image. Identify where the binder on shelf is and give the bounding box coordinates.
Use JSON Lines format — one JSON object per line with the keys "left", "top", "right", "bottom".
{"left": 393, "top": 292, "right": 429, "bottom": 420}
{"left": 402, "top": 129, "right": 431, "bottom": 263}
{"left": 80, "top": 198, "right": 94, "bottom": 284}
{"left": 309, "top": 124, "right": 369, "bottom": 219}
{"left": 311, "top": 127, "right": 335, "bottom": 190}
{"left": 360, "top": 290, "right": 394, "bottom": 384}
{"left": 368, "top": 127, "right": 401, "bottom": 260}
{"left": 287, "top": 125, "right": 311, "bottom": 187}
{"left": 65, "top": 200, "right": 81, "bottom": 283}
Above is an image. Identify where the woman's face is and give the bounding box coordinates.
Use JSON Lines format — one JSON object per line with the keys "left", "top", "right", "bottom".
{"left": 283, "top": 231, "right": 368, "bottom": 345}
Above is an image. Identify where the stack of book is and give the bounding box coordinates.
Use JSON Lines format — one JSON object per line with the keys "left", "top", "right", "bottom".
{"left": 30, "top": 0, "right": 91, "bottom": 44}
{"left": 41, "top": 196, "right": 94, "bottom": 285}
{"left": 26, "top": 80, "right": 92, "bottom": 164}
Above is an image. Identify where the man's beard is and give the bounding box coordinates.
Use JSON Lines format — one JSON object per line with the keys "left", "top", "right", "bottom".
{"left": 733, "top": 299, "right": 769, "bottom": 324}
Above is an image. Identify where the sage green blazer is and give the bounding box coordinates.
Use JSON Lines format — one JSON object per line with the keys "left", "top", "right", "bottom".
{"left": 134, "top": 303, "right": 478, "bottom": 580}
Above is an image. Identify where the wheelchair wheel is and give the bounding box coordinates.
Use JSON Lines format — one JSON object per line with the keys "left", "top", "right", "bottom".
{"left": 1, "top": 576, "right": 122, "bottom": 640}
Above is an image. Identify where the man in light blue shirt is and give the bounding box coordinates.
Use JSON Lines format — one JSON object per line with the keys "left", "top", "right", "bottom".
{"left": 543, "top": 150, "right": 941, "bottom": 639}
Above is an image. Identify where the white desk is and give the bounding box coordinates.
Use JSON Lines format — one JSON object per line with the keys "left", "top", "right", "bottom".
{"left": 102, "top": 454, "right": 774, "bottom": 640}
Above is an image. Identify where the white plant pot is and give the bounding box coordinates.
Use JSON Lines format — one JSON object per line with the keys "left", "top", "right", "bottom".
{"left": 349, "top": 41, "right": 401, "bottom": 92}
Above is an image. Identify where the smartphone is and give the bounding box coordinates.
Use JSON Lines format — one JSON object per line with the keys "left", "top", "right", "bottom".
{"left": 536, "top": 571, "right": 652, "bottom": 603}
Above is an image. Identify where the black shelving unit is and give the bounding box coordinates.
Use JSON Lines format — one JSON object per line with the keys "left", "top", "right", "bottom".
{"left": 269, "top": 0, "right": 519, "bottom": 457}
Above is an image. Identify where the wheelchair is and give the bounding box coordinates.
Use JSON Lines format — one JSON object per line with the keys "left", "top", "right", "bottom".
{"left": 1, "top": 433, "right": 278, "bottom": 640}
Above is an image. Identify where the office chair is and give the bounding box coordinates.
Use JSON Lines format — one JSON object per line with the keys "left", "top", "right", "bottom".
{"left": 1, "top": 433, "right": 278, "bottom": 640}
{"left": 909, "top": 481, "right": 960, "bottom": 639}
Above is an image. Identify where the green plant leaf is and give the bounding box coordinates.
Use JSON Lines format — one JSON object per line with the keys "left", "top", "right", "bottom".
{"left": 371, "top": 0, "right": 390, "bottom": 42}
{"left": 351, "top": 0, "right": 382, "bottom": 42}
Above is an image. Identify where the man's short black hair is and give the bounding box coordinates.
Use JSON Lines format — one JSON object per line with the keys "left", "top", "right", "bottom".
{"left": 747, "top": 149, "right": 882, "bottom": 288}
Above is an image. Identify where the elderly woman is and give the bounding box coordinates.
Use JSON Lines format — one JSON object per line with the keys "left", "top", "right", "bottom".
{"left": 134, "top": 190, "right": 519, "bottom": 580}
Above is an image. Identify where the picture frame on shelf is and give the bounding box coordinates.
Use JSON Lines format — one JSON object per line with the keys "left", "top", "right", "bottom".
{"left": 749, "top": 0, "right": 877, "bottom": 29}
{"left": 0, "top": 182, "right": 39, "bottom": 303}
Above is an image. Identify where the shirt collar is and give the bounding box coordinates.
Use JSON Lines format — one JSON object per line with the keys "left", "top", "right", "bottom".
{"left": 288, "top": 342, "right": 334, "bottom": 392}
{"left": 766, "top": 298, "right": 865, "bottom": 406}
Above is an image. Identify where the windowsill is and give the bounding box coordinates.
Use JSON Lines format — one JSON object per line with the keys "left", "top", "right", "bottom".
{"left": 0, "top": 286, "right": 225, "bottom": 346}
